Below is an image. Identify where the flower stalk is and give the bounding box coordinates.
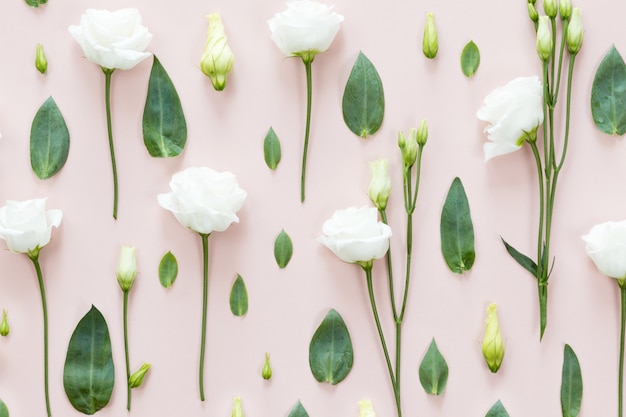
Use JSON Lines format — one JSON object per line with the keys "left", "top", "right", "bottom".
{"left": 103, "top": 68, "right": 119, "bottom": 220}
{"left": 199, "top": 232, "right": 210, "bottom": 401}
{"left": 300, "top": 57, "right": 314, "bottom": 203}
{"left": 619, "top": 280, "right": 626, "bottom": 417}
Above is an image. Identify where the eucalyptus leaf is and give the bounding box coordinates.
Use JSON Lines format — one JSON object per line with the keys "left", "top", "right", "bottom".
{"left": 440, "top": 177, "right": 475, "bottom": 274}
{"left": 461, "top": 41, "right": 480, "bottom": 77}
{"left": 263, "top": 127, "right": 282, "bottom": 170}
{"left": 418, "top": 338, "right": 448, "bottom": 395}
{"left": 288, "top": 400, "right": 309, "bottom": 417}
{"left": 158, "top": 251, "right": 178, "bottom": 288}
{"left": 561, "top": 344, "right": 583, "bottom": 417}
{"left": 342, "top": 51, "right": 385, "bottom": 138}
{"left": 30, "top": 96, "right": 70, "bottom": 179}
{"left": 274, "top": 229, "right": 293, "bottom": 268}
{"left": 25, "top": 0, "right": 47, "bottom": 7}
{"left": 63, "top": 305, "right": 114, "bottom": 415}
{"left": 229, "top": 274, "right": 249, "bottom": 317}
{"left": 591, "top": 45, "right": 626, "bottom": 135}
{"left": 309, "top": 308, "right": 354, "bottom": 385}
{"left": 0, "top": 398, "right": 8, "bottom": 417}
{"left": 143, "top": 55, "right": 187, "bottom": 157}
{"left": 501, "top": 238, "right": 537, "bottom": 277}
{"left": 485, "top": 400, "right": 510, "bottom": 417}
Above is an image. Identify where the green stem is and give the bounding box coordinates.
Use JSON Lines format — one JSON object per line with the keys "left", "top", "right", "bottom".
{"left": 379, "top": 209, "right": 398, "bottom": 321}
{"left": 103, "top": 68, "right": 119, "bottom": 219}
{"left": 123, "top": 290, "right": 131, "bottom": 411}
{"left": 199, "top": 233, "right": 210, "bottom": 401}
{"left": 29, "top": 254, "right": 51, "bottom": 417}
{"left": 300, "top": 59, "right": 313, "bottom": 203}
{"left": 619, "top": 282, "right": 626, "bottom": 417}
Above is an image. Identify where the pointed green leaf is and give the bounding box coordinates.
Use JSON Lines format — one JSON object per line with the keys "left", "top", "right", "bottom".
{"left": 63, "top": 305, "right": 114, "bottom": 415}
{"left": 418, "top": 338, "right": 448, "bottom": 395}
{"left": 561, "top": 344, "right": 583, "bottom": 417}
{"left": 263, "top": 127, "right": 282, "bottom": 170}
{"left": 441, "top": 177, "right": 475, "bottom": 274}
{"left": 0, "top": 398, "right": 8, "bottom": 417}
{"left": 486, "top": 400, "right": 510, "bottom": 417}
{"left": 30, "top": 96, "right": 70, "bottom": 179}
{"left": 25, "top": 0, "right": 47, "bottom": 7}
{"left": 158, "top": 251, "right": 178, "bottom": 288}
{"left": 143, "top": 55, "right": 187, "bottom": 157}
{"left": 501, "top": 238, "right": 538, "bottom": 277}
{"left": 274, "top": 229, "right": 293, "bottom": 268}
{"left": 308, "top": 308, "right": 354, "bottom": 385}
{"left": 461, "top": 41, "right": 480, "bottom": 77}
{"left": 342, "top": 51, "right": 385, "bottom": 138}
{"left": 229, "top": 274, "right": 249, "bottom": 317}
{"left": 591, "top": 45, "right": 626, "bottom": 135}
{"left": 288, "top": 400, "right": 309, "bottom": 417}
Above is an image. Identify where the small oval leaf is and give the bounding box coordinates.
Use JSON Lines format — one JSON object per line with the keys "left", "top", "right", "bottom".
{"left": 418, "top": 338, "right": 448, "bottom": 395}
{"left": 274, "top": 229, "right": 293, "bottom": 268}
{"left": 229, "top": 274, "right": 249, "bottom": 317}
{"left": 461, "top": 41, "right": 480, "bottom": 77}
{"left": 0, "top": 398, "right": 8, "bottom": 417}
{"left": 30, "top": 96, "right": 70, "bottom": 179}
{"left": 308, "top": 308, "right": 354, "bottom": 385}
{"left": 63, "top": 305, "right": 115, "bottom": 415}
{"left": 441, "top": 177, "right": 475, "bottom": 274}
{"left": 342, "top": 51, "right": 385, "bottom": 138}
{"left": 486, "top": 400, "right": 510, "bottom": 417}
{"left": 158, "top": 251, "right": 178, "bottom": 288}
{"left": 263, "top": 127, "right": 282, "bottom": 170}
{"left": 288, "top": 400, "right": 309, "bottom": 417}
{"left": 143, "top": 55, "right": 187, "bottom": 157}
{"left": 561, "top": 344, "right": 583, "bottom": 417}
{"left": 591, "top": 45, "right": 626, "bottom": 136}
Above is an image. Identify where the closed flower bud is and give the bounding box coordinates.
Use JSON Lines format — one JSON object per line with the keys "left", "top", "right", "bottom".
{"left": 117, "top": 245, "right": 137, "bottom": 292}
{"left": 398, "top": 129, "right": 418, "bottom": 168}
{"left": 358, "top": 399, "right": 376, "bottom": 417}
{"left": 536, "top": 16, "right": 553, "bottom": 62}
{"left": 566, "top": 8, "right": 583, "bottom": 55}
{"left": 368, "top": 159, "right": 392, "bottom": 211}
{"left": 129, "top": 363, "right": 151, "bottom": 388}
{"left": 543, "top": 0, "right": 558, "bottom": 17}
{"left": 527, "top": 3, "right": 539, "bottom": 22}
{"left": 262, "top": 352, "right": 272, "bottom": 380}
{"left": 559, "top": 0, "right": 572, "bottom": 20}
{"left": 0, "top": 309, "right": 9, "bottom": 336}
{"left": 481, "top": 303, "right": 505, "bottom": 373}
{"left": 35, "top": 43, "right": 48, "bottom": 74}
{"left": 422, "top": 13, "right": 438, "bottom": 59}
{"left": 416, "top": 119, "right": 428, "bottom": 146}
{"left": 232, "top": 397, "right": 244, "bottom": 417}
{"left": 200, "top": 13, "right": 235, "bottom": 91}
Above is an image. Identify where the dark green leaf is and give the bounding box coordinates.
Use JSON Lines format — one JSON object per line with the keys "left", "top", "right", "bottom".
{"left": 561, "top": 344, "right": 583, "bottom": 417}
{"left": 274, "top": 229, "right": 293, "bottom": 268}
{"left": 486, "top": 400, "right": 509, "bottom": 417}
{"left": 308, "top": 308, "right": 353, "bottom": 385}
{"left": 342, "top": 51, "right": 385, "bottom": 138}
{"left": 288, "top": 400, "right": 309, "bottom": 417}
{"left": 158, "top": 251, "right": 178, "bottom": 288}
{"left": 229, "top": 274, "right": 248, "bottom": 317}
{"left": 263, "top": 127, "right": 281, "bottom": 170}
{"left": 591, "top": 45, "right": 626, "bottom": 135}
{"left": 63, "top": 305, "right": 114, "bottom": 415}
{"left": 441, "top": 177, "right": 475, "bottom": 274}
{"left": 418, "top": 338, "right": 448, "bottom": 395}
{"left": 461, "top": 41, "right": 480, "bottom": 77}
{"left": 30, "top": 96, "right": 70, "bottom": 179}
{"left": 501, "top": 237, "right": 538, "bottom": 277}
{"left": 143, "top": 55, "right": 187, "bottom": 157}
{"left": 0, "top": 398, "right": 8, "bottom": 417}
{"left": 25, "top": 0, "right": 47, "bottom": 7}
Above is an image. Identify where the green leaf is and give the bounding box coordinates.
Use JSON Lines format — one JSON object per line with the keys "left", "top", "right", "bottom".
{"left": 561, "top": 344, "right": 583, "bottom": 417}
{"left": 63, "top": 305, "right": 114, "bottom": 415}
{"left": 308, "top": 308, "right": 354, "bottom": 385}
{"left": 263, "top": 127, "right": 282, "bottom": 170}
{"left": 0, "top": 398, "right": 8, "bottom": 417}
{"left": 461, "top": 40, "right": 480, "bottom": 77}
{"left": 158, "top": 251, "right": 178, "bottom": 288}
{"left": 30, "top": 96, "right": 70, "bottom": 179}
{"left": 418, "top": 338, "right": 448, "bottom": 395}
{"left": 501, "top": 237, "right": 538, "bottom": 277}
{"left": 288, "top": 400, "right": 309, "bottom": 417}
{"left": 342, "top": 51, "right": 385, "bottom": 138}
{"left": 591, "top": 45, "right": 626, "bottom": 135}
{"left": 143, "top": 55, "right": 187, "bottom": 157}
{"left": 229, "top": 274, "right": 249, "bottom": 317}
{"left": 485, "top": 400, "right": 510, "bottom": 417}
{"left": 440, "top": 177, "right": 475, "bottom": 274}
{"left": 274, "top": 229, "right": 293, "bottom": 268}
{"left": 24, "top": 0, "right": 47, "bottom": 7}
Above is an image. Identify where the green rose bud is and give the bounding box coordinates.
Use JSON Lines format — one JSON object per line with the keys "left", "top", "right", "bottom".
{"left": 416, "top": 119, "right": 428, "bottom": 146}
{"left": 35, "top": 43, "right": 48, "bottom": 74}
{"left": 543, "top": 0, "right": 558, "bottom": 17}
{"left": 398, "top": 129, "right": 418, "bottom": 168}
{"left": 117, "top": 245, "right": 137, "bottom": 292}
{"left": 262, "top": 352, "right": 272, "bottom": 380}
{"left": 0, "top": 309, "right": 9, "bottom": 337}
{"left": 566, "top": 8, "right": 583, "bottom": 55}
{"left": 481, "top": 303, "right": 505, "bottom": 373}
{"left": 200, "top": 13, "right": 235, "bottom": 91}
{"left": 368, "top": 159, "right": 391, "bottom": 211}
{"left": 536, "top": 16, "right": 553, "bottom": 62}
{"left": 559, "top": 0, "right": 572, "bottom": 20}
{"left": 232, "top": 397, "right": 244, "bottom": 417}
{"left": 422, "top": 13, "right": 438, "bottom": 59}
{"left": 527, "top": 2, "right": 539, "bottom": 22}
{"left": 129, "top": 362, "right": 151, "bottom": 389}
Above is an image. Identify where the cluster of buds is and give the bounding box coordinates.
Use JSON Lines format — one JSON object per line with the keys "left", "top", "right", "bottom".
{"left": 531, "top": 0, "right": 583, "bottom": 59}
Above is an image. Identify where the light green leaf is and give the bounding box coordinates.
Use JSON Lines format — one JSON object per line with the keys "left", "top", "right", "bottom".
{"left": 561, "top": 344, "right": 583, "bottom": 417}
{"left": 288, "top": 400, "right": 309, "bottom": 417}
{"left": 591, "top": 45, "right": 626, "bottom": 135}
{"left": 25, "top": 0, "right": 47, "bottom": 7}
{"left": 63, "top": 305, "right": 114, "bottom": 415}
{"left": 158, "top": 251, "right": 178, "bottom": 288}
{"left": 274, "top": 229, "right": 293, "bottom": 268}
{"left": 419, "top": 338, "right": 448, "bottom": 395}
{"left": 0, "top": 398, "right": 8, "bottom": 417}
{"left": 461, "top": 41, "right": 480, "bottom": 77}
{"left": 229, "top": 274, "right": 248, "bottom": 317}
{"left": 342, "top": 51, "right": 385, "bottom": 138}
{"left": 308, "top": 308, "right": 353, "bottom": 385}
{"left": 486, "top": 400, "right": 510, "bottom": 417}
{"left": 263, "top": 127, "right": 281, "bottom": 170}
{"left": 30, "top": 96, "right": 70, "bottom": 179}
{"left": 143, "top": 55, "right": 187, "bottom": 157}
{"left": 440, "top": 177, "right": 475, "bottom": 273}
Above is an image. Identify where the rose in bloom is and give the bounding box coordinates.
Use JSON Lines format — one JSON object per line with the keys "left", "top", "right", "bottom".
{"left": 0, "top": 198, "right": 62, "bottom": 255}
{"left": 157, "top": 167, "right": 247, "bottom": 235}
{"left": 68, "top": 8, "right": 153, "bottom": 70}
{"left": 318, "top": 206, "right": 392, "bottom": 265}
{"left": 200, "top": 13, "right": 235, "bottom": 91}
{"left": 476, "top": 76, "right": 544, "bottom": 161}
{"left": 582, "top": 220, "right": 626, "bottom": 279}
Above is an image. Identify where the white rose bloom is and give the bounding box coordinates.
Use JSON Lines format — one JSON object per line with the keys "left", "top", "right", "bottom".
{"left": 0, "top": 198, "right": 62, "bottom": 254}
{"left": 582, "top": 220, "right": 626, "bottom": 279}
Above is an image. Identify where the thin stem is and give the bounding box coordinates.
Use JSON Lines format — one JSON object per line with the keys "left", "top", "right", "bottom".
{"left": 552, "top": 19, "right": 569, "bottom": 104}
{"left": 619, "top": 282, "right": 626, "bottom": 417}
{"left": 123, "top": 290, "right": 131, "bottom": 411}
{"left": 379, "top": 209, "right": 398, "bottom": 321}
{"left": 300, "top": 59, "right": 313, "bottom": 203}
{"left": 199, "top": 233, "right": 210, "bottom": 401}
{"left": 29, "top": 254, "right": 51, "bottom": 417}
{"left": 557, "top": 56, "right": 577, "bottom": 171}
{"left": 103, "top": 68, "right": 119, "bottom": 219}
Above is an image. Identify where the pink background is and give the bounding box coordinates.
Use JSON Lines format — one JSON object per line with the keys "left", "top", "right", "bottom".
{"left": 0, "top": 0, "right": 623, "bottom": 416}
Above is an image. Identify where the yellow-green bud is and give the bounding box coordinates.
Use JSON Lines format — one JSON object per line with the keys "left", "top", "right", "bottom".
{"left": 527, "top": 3, "right": 539, "bottom": 22}
{"left": 481, "top": 303, "right": 505, "bottom": 373}
{"left": 416, "top": 119, "right": 428, "bottom": 146}
{"left": 261, "top": 352, "right": 272, "bottom": 380}
{"left": 232, "top": 397, "right": 244, "bottom": 417}
{"left": 117, "top": 245, "right": 137, "bottom": 292}
{"left": 35, "top": 43, "right": 48, "bottom": 74}
{"left": 0, "top": 309, "right": 9, "bottom": 337}
{"left": 200, "top": 13, "right": 235, "bottom": 91}
{"left": 129, "top": 363, "right": 151, "bottom": 388}
{"left": 536, "top": 16, "right": 553, "bottom": 62}
{"left": 422, "top": 13, "right": 438, "bottom": 59}
{"left": 566, "top": 8, "right": 583, "bottom": 55}
{"left": 398, "top": 129, "right": 418, "bottom": 168}
{"left": 358, "top": 399, "right": 376, "bottom": 417}
{"left": 368, "top": 159, "right": 392, "bottom": 211}
{"left": 543, "top": 0, "right": 558, "bottom": 17}
{"left": 528, "top": 0, "right": 536, "bottom": 4}
{"left": 559, "top": 0, "right": 572, "bottom": 20}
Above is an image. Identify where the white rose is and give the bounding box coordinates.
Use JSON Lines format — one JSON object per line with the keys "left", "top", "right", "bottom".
{"left": 268, "top": 0, "right": 344, "bottom": 59}
{"left": 318, "top": 206, "right": 392, "bottom": 264}
{"left": 157, "top": 167, "right": 247, "bottom": 235}
{"left": 476, "top": 76, "right": 544, "bottom": 161}
{"left": 582, "top": 220, "right": 626, "bottom": 279}
{"left": 0, "top": 198, "right": 62, "bottom": 255}
{"left": 68, "top": 8, "right": 153, "bottom": 71}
